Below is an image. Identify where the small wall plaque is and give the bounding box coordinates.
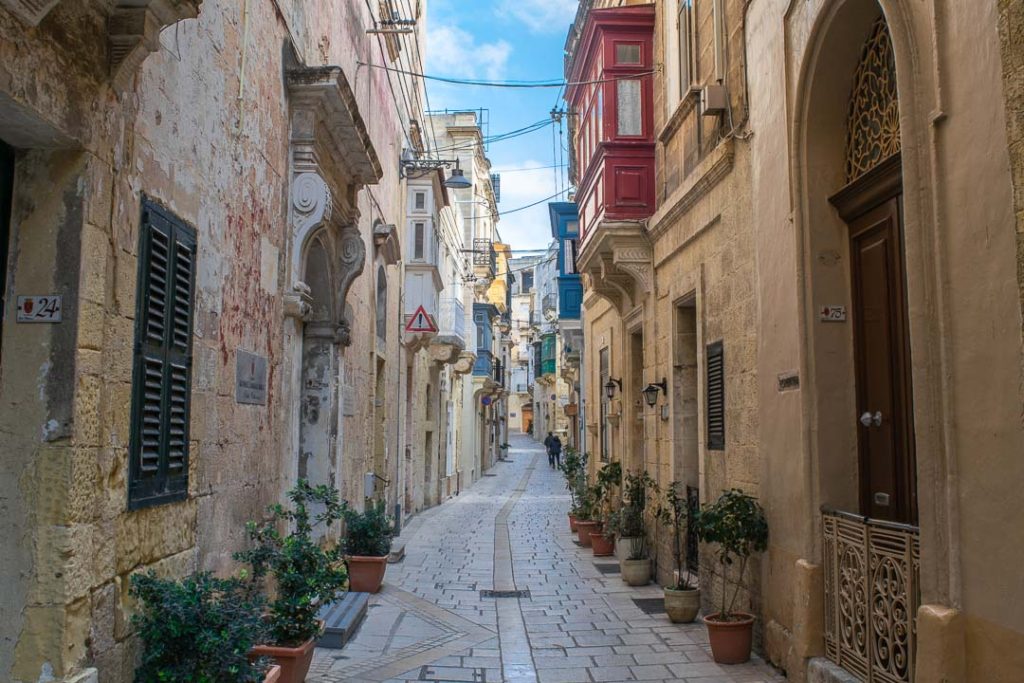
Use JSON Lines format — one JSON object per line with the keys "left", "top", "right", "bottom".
{"left": 777, "top": 371, "right": 800, "bottom": 392}
{"left": 17, "top": 295, "right": 62, "bottom": 323}
{"left": 235, "top": 349, "right": 268, "bottom": 405}
{"left": 819, "top": 305, "right": 847, "bottom": 322}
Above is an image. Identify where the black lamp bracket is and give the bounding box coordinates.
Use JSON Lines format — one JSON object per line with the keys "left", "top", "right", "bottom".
{"left": 400, "top": 157, "right": 462, "bottom": 179}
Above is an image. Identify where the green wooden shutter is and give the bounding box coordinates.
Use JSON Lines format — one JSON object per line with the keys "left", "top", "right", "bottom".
{"left": 129, "top": 198, "right": 196, "bottom": 509}
{"left": 706, "top": 340, "right": 725, "bottom": 451}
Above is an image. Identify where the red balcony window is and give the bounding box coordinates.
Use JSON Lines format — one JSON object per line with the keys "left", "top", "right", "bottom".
{"left": 566, "top": 5, "right": 656, "bottom": 243}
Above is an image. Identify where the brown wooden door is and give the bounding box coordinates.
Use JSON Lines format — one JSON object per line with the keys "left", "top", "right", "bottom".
{"left": 849, "top": 196, "right": 917, "bottom": 523}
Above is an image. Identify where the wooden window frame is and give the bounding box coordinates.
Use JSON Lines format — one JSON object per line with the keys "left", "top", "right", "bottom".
{"left": 128, "top": 197, "right": 197, "bottom": 510}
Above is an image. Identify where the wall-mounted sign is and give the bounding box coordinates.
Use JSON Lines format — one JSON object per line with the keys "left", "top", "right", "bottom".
{"left": 819, "top": 305, "right": 847, "bottom": 322}
{"left": 235, "top": 349, "right": 268, "bottom": 405}
{"left": 405, "top": 305, "right": 438, "bottom": 333}
{"left": 777, "top": 371, "right": 800, "bottom": 392}
{"left": 482, "top": 396, "right": 493, "bottom": 406}
{"left": 17, "top": 295, "right": 62, "bottom": 323}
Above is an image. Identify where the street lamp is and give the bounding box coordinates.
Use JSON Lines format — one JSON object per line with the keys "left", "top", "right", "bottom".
{"left": 399, "top": 154, "right": 473, "bottom": 190}
{"left": 642, "top": 378, "right": 668, "bottom": 408}
{"left": 604, "top": 378, "right": 622, "bottom": 400}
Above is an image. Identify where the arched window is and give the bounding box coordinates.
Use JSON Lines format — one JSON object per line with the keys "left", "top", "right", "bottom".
{"left": 845, "top": 17, "right": 900, "bottom": 182}
{"left": 376, "top": 265, "right": 387, "bottom": 341}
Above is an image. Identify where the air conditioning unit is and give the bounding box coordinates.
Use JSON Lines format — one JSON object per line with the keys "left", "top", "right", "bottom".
{"left": 700, "top": 84, "right": 728, "bottom": 117}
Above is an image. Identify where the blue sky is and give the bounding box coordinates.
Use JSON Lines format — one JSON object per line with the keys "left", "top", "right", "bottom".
{"left": 425, "top": 0, "right": 577, "bottom": 250}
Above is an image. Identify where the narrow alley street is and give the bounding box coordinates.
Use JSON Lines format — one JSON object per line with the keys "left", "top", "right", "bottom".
{"left": 309, "top": 434, "right": 782, "bottom": 683}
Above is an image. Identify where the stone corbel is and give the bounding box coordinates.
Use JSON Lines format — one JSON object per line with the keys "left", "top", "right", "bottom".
{"left": 374, "top": 222, "right": 401, "bottom": 266}
{"left": 452, "top": 352, "right": 476, "bottom": 375}
{"left": 284, "top": 282, "right": 313, "bottom": 320}
{"left": 334, "top": 225, "right": 365, "bottom": 347}
{"left": 109, "top": 0, "right": 202, "bottom": 91}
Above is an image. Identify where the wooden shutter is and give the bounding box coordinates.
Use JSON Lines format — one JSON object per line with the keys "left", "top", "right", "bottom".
{"left": 706, "top": 340, "right": 725, "bottom": 451}
{"left": 129, "top": 198, "right": 196, "bottom": 509}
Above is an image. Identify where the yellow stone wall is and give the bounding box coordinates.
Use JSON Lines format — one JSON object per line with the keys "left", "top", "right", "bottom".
{"left": 0, "top": 1, "right": 413, "bottom": 681}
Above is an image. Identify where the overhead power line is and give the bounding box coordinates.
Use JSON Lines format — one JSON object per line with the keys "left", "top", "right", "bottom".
{"left": 357, "top": 62, "right": 657, "bottom": 88}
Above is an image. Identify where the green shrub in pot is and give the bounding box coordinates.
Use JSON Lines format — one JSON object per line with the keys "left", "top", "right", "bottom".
{"left": 130, "top": 571, "right": 271, "bottom": 683}
{"left": 342, "top": 499, "right": 394, "bottom": 557}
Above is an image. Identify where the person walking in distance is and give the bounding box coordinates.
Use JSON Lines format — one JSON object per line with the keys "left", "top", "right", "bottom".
{"left": 550, "top": 433, "right": 563, "bottom": 469}
{"left": 543, "top": 431, "right": 555, "bottom": 468}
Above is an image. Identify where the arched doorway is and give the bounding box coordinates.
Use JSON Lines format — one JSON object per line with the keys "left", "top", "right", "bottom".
{"left": 299, "top": 233, "right": 340, "bottom": 492}
{"left": 796, "top": 6, "right": 929, "bottom": 680}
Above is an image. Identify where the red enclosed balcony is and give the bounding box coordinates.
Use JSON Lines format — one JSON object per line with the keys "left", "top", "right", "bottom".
{"left": 566, "top": 4, "right": 655, "bottom": 248}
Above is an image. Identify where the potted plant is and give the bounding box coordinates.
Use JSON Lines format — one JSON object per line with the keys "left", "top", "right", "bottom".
{"left": 236, "top": 481, "right": 348, "bottom": 683}
{"left": 655, "top": 482, "right": 700, "bottom": 623}
{"left": 618, "top": 471, "right": 658, "bottom": 585}
{"left": 574, "top": 483, "right": 600, "bottom": 547}
{"left": 342, "top": 498, "right": 394, "bottom": 593}
{"left": 694, "top": 489, "right": 769, "bottom": 664}
{"left": 559, "top": 448, "right": 586, "bottom": 532}
{"left": 589, "top": 462, "right": 621, "bottom": 556}
{"left": 130, "top": 571, "right": 280, "bottom": 683}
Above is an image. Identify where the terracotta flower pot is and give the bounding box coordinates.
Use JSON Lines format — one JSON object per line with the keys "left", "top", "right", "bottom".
{"left": 620, "top": 558, "right": 651, "bottom": 586}
{"left": 704, "top": 612, "right": 755, "bottom": 664}
{"left": 576, "top": 520, "right": 598, "bottom": 547}
{"left": 568, "top": 514, "right": 578, "bottom": 533}
{"left": 264, "top": 664, "right": 282, "bottom": 683}
{"left": 664, "top": 586, "right": 700, "bottom": 623}
{"left": 590, "top": 532, "right": 614, "bottom": 556}
{"left": 252, "top": 639, "right": 315, "bottom": 683}
{"left": 347, "top": 555, "right": 388, "bottom": 593}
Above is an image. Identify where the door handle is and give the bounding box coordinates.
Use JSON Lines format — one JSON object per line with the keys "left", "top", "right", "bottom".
{"left": 859, "top": 411, "right": 882, "bottom": 427}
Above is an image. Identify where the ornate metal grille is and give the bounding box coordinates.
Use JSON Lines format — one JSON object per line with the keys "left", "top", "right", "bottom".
{"left": 845, "top": 18, "right": 901, "bottom": 182}
{"left": 822, "top": 509, "right": 920, "bottom": 683}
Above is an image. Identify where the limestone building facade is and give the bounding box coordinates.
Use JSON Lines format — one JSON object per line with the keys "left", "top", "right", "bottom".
{"left": 0, "top": 1, "right": 435, "bottom": 681}
{"left": 567, "top": 1, "right": 1024, "bottom": 681}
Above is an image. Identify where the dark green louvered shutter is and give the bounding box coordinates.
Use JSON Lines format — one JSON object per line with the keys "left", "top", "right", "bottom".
{"left": 128, "top": 198, "right": 196, "bottom": 509}
{"left": 706, "top": 341, "right": 725, "bottom": 451}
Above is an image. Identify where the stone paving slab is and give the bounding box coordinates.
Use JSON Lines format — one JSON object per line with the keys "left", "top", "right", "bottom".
{"left": 309, "top": 434, "right": 785, "bottom": 683}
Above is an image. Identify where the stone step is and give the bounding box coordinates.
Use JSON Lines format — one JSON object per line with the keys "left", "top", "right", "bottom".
{"left": 316, "top": 592, "right": 369, "bottom": 649}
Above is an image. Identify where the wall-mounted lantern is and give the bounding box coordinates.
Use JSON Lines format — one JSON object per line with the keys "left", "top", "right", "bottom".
{"left": 642, "top": 378, "right": 668, "bottom": 408}
{"left": 604, "top": 377, "right": 622, "bottom": 400}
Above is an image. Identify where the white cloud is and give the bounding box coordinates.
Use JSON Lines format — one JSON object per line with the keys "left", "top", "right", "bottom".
{"left": 496, "top": 0, "right": 578, "bottom": 35}
{"left": 426, "top": 23, "right": 512, "bottom": 81}
{"left": 492, "top": 160, "right": 569, "bottom": 249}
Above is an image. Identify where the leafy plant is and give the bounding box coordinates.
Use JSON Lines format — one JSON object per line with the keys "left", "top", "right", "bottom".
{"left": 559, "top": 448, "right": 587, "bottom": 508}
{"left": 655, "top": 482, "right": 696, "bottom": 590}
{"left": 694, "top": 489, "right": 769, "bottom": 620}
{"left": 594, "top": 462, "right": 622, "bottom": 535}
{"left": 342, "top": 499, "right": 394, "bottom": 557}
{"left": 620, "top": 470, "right": 659, "bottom": 560}
{"left": 130, "top": 571, "right": 269, "bottom": 683}
{"left": 235, "top": 480, "right": 349, "bottom": 647}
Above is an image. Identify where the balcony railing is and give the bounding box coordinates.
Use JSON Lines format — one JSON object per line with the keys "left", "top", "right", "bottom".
{"left": 437, "top": 297, "right": 465, "bottom": 346}
{"left": 822, "top": 508, "right": 920, "bottom": 683}
{"left": 473, "top": 238, "right": 496, "bottom": 277}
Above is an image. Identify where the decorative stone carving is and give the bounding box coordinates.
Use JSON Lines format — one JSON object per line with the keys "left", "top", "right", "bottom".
{"left": 284, "top": 282, "right": 313, "bottom": 320}
{"left": 373, "top": 222, "right": 401, "bottom": 266}
{"left": 577, "top": 221, "right": 653, "bottom": 314}
{"left": 109, "top": 0, "right": 202, "bottom": 91}
{"left": 453, "top": 352, "right": 476, "bottom": 375}
{"left": 292, "top": 173, "right": 332, "bottom": 240}
{"left": 334, "top": 226, "right": 365, "bottom": 347}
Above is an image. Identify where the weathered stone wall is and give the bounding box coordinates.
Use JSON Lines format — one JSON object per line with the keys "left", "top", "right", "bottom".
{"left": 0, "top": 1, "right": 413, "bottom": 680}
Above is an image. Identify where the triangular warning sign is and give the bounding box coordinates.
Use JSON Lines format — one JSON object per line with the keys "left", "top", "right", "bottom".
{"left": 405, "top": 305, "right": 438, "bottom": 333}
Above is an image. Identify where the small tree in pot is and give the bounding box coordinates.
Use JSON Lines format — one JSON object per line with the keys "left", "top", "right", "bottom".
{"left": 693, "top": 489, "right": 769, "bottom": 664}
{"left": 130, "top": 571, "right": 279, "bottom": 683}
{"left": 236, "top": 481, "right": 349, "bottom": 683}
{"left": 618, "top": 470, "right": 658, "bottom": 585}
{"left": 654, "top": 482, "right": 700, "bottom": 623}
{"left": 559, "top": 448, "right": 586, "bottom": 532}
{"left": 342, "top": 499, "right": 394, "bottom": 593}
{"left": 589, "top": 462, "right": 621, "bottom": 555}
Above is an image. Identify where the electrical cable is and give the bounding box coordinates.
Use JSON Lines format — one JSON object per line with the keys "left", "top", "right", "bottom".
{"left": 357, "top": 61, "right": 656, "bottom": 88}
{"left": 462, "top": 189, "right": 569, "bottom": 221}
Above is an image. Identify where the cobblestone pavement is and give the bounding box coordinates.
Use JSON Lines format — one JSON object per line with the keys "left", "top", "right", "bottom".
{"left": 309, "top": 434, "right": 784, "bottom": 683}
